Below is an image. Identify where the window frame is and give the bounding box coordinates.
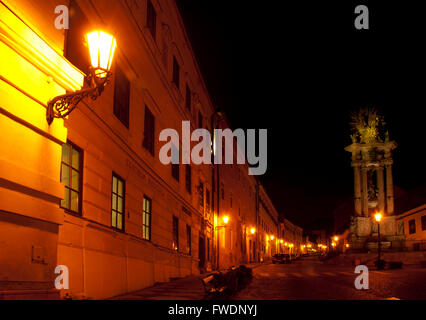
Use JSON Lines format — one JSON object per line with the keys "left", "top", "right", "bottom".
{"left": 146, "top": 0, "right": 157, "bottom": 41}
{"left": 142, "top": 196, "right": 152, "bottom": 241}
{"left": 172, "top": 163, "right": 180, "bottom": 182}
{"left": 186, "top": 224, "right": 191, "bottom": 256}
{"left": 408, "top": 219, "right": 416, "bottom": 234}
{"left": 185, "top": 84, "right": 191, "bottom": 111}
{"left": 172, "top": 216, "right": 179, "bottom": 252}
{"left": 111, "top": 172, "right": 126, "bottom": 232}
{"left": 172, "top": 56, "right": 180, "bottom": 88}
{"left": 185, "top": 165, "right": 192, "bottom": 194}
{"left": 60, "top": 141, "right": 83, "bottom": 215}
{"left": 143, "top": 105, "right": 155, "bottom": 156}
{"left": 422, "top": 215, "right": 426, "bottom": 231}
{"left": 113, "top": 65, "right": 131, "bottom": 128}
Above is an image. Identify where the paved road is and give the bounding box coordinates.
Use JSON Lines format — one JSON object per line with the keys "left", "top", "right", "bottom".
{"left": 235, "top": 256, "right": 426, "bottom": 300}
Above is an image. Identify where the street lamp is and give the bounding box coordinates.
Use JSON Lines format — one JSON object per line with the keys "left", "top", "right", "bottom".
{"left": 374, "top": 212, "right": 383, "bottom": 270}
{"left": 250, "top": 227, "right": 256, "bottom": 235}
{"left": 215, "top": 215, "right": 229, "bottom": 270}
{"left": 47, "top": 30, "right": 117, "bottom": 124}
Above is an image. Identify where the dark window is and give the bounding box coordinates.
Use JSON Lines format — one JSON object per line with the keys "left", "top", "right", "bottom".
{"left": 142, "top": 196, "right": 152, "bottom": 240}
{"left": 65, "top": 0, "right": 91, "bottom": 74}
{"left": 172, "top": 163, "right": 179, "bottom": 181}
{"left": 198, "top": 110, "right": 203, "bottom": 128}
{"left": 199, "top": 182, "right": 204, "bottom": 208}
{"left": 207, "top": 238, "right": 210, "bottom": 261}
{"left": 143, "top": 106, "right": 155, "bottom": 155}
{"left": 422, "top": 215, "right": 426, "bottom": 231}
{"left": 185, "top": 85, "right": 191, "bottom": 111}
{"left": 113, "top": 65, "right": 130, "bottom": 128}
{"left": 206, "top": 188, "right": 210, "bottom": 213}
{"left": 146, "top": 0, "right": 156, "bottom": 41}
{"left": 111, "top": 174, "right": 125, "bottom": 231}
{"left": 186, "top": 225, "right": 191, "bottom": 255}
{"left": 60, "top": 142, "right": 82, "bottom": 214}
{"left": 185, "top": 165, "right": 191, "bottom": 194}
{"left": 409, "top": 219, "right": 416, "bottom": 234}
{"left": 172, "top": 216, "right": 179, "bottom": 251}
{"left": 172, "top": 56, "right": 180, "bottom": 88}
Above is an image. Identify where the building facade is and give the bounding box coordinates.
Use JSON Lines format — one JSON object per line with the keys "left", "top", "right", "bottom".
{"left": 0, "top": 0, "right": 303, "bottom": 299}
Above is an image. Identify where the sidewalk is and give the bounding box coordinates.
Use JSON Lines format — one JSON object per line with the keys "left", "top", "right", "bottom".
{"left": 110, "top": 262, "right": 266, "bottom": 300}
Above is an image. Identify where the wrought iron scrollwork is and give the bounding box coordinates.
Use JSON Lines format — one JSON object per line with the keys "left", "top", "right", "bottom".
{"left": 46, "top": 68, "right": 111, "bottom": 125}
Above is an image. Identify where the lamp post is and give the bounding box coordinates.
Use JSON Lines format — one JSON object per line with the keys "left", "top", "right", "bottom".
{"left": 47, "top": 31, "right": 116, "bottom": 124}
{"left": 374, "top": 212, "right": 383, "bottom": 269}
{"left": 215, "top": 215, "right": 229, "bottom": 270}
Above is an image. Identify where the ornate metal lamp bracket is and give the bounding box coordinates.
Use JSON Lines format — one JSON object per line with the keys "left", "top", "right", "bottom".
{"left": 46, "top": 68, "right": 112, "bottom": 125}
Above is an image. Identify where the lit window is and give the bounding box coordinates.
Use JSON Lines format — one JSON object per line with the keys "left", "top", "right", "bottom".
{"left": 142, "top": 196, "right": 152, "bottom": 240}
{"left": 60, "top": 142, "right": 82, "bottom": 214}
{"left": 111, "top": 174, "right": 125, "bottom": 231}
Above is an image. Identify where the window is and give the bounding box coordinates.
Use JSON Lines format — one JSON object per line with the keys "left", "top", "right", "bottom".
{"left": 65, "top": 0, "right": 90, "bottom": 74}
{"left": 172, "top": 56, "right": 180, "bottom": 88}
{"left": 146, "top": 0, "right": 156, "bottom": 41}
{"left": 143, "top": 106, "right": 155, "bottom": 155}
{"left": 60, "top": 142, "right": 82, "bottom": 214}
{"left": 422, "top": 215, "right": 426, "bottom": 231}
{"left": 409, "top": 219, "right": 416, "bottom": 234}
{"left": 172, "top": 163, "right": 179, "bottom": 181}
{"left": 142, "top": 196, "right": 152, "bottom": 240}
{"left": 185, "top": 165, "right": 191, "bottom": 194}
{"left": 185, "top": 85, "right": 191, "bottom": 111}
{"left": 113, "top": 65, "right": 130, "bottom": 128}
{"left": 111, "top": 174, "right": 125, "bottom": 231}
{"left": 207, "top": 238, "right": 210, "bottom": 261}
{"left": 186, "top": 225, "right": 191, "bottom": 255}
{"left": 198, "top": 110, "right": 203, "bottom": 128}
{"left": 206, "top": 188, "right": 210, "bottom": 213}
{"left": 199, "top": 182, "right": 204, "bottom": 209}
{"left": 172, "top": 216, "right": 179, "bottom": 251}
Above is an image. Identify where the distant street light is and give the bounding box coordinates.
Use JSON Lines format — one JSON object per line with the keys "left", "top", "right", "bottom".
{"left": 375, "top": 212, "right": 383, "bottom": 270}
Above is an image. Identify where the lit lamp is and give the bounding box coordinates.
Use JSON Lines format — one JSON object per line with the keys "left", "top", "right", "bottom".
{"left": 270, "top": 235, "right": 274, "bottom": 240}
{"left": 47, "top": 31, "right": 117, "bottom": 124}
{"left": 374, "top": 212, "right": 383, "bottom": 269}
{"left": 250, "top": 227, "right": 256, "bottom": 235}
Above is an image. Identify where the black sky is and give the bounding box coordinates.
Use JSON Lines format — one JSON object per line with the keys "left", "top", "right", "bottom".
{"left": 176, "top": 0, "right": 426, "bottom": 228}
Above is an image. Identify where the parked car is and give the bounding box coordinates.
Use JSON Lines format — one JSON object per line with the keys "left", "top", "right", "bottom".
{"left": 272, "top": 254, "right": 291, "bottom": 264}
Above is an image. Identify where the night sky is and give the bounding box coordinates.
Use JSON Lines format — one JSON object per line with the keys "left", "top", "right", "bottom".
{"left": 176, "top": 1, "right": 426, "bottom": 229}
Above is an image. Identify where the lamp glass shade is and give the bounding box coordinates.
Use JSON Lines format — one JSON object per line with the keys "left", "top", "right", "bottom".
{"left": 374, "top": 213, "right": 382, "bottom": 222}
{"left": 86, "top": 31, "right": 117, "bottom": 77}
{"left": 222, "top": 216, "right": 229, "bottom": 224}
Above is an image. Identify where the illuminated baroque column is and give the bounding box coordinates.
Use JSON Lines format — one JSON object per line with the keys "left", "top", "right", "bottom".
{"left": 352, "top": 160, "right": 362, "bottom": 216}
{"left": 384, "top": 158, "right": 394, "bottom": 215}
{"left": 361, "top": 165, "right": 369, "bottom": 217}
{"left": 376, "top": 164, "right": 385, "bottom": 213}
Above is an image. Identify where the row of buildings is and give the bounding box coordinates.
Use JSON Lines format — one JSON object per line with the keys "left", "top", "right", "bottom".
{"left": 0, "top": 0, "right": 303, "bottom": 299}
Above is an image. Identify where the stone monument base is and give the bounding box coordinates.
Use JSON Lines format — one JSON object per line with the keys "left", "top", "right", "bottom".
{"left": 349, "top": 216, "right": 405, "bottom": 252}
